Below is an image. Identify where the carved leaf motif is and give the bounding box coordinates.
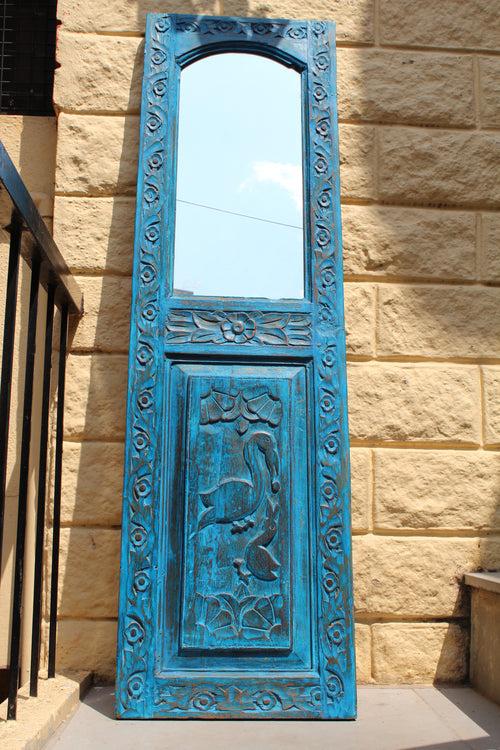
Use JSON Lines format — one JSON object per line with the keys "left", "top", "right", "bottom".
{"left": 195, "top": 592, "right": 282, "bottom": 639}
{"left": 191, "top": 329, "right": 220, "bottom": 343}
{"left": 199, "top": 388, "right": 283, "bottom": 430}
{"left": 259, "top": 329, "right": 288, "bottom": 345}
{"left": 246, "top": 392, "right": 283, "bottom": 426}
{"left": 192, "top": 311, "right": 223, "bottom": 325}
{"left": 260, "top": 313, "right": 290, "bottom": 326}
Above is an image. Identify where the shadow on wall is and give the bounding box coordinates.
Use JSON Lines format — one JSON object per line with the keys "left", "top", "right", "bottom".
{"left": 57, "top": 0, "right": 500, "bottom": 687}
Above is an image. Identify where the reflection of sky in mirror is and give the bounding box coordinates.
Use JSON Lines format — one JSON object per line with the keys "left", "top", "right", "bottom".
{"left": 173, "top": 52, "right": 304, "bottom": 299}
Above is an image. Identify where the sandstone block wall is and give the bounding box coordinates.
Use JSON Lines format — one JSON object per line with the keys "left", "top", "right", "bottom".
{"left": 51, "top": 0, "right": 500, "bottom": 683}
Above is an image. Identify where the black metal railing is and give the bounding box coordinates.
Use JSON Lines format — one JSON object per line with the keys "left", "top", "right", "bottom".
{"left": 0, "top": 141, "right": 82, "bottom": 719}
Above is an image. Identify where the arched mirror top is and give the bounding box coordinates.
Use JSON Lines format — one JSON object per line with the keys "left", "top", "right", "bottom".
{"left": 173, "top": 51, "right": 305, "bottom": 300}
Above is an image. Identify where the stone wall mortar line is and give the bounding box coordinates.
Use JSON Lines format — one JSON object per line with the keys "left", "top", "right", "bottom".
{"left": 345, "top": 275, "right": 500, "bottom": 287}
{"left": 368, "top": 528, "right": 500, "bottom": 538}
{"left": 340, "top": 198, "right": 500, "bottom": 212}
{"left": 54, "top": 110, "right": 500, "bottom": 135}
{"left": 62, "top": 351, "right": 500, "bottom": 368}
{"left": 379, "top": 42, "right": 500, "bottom": 58}
{"left": 60, "top": 523, "right": 500, "bottom": 537}
{"left": 356, "top": 614, "right": 469, "bottom": 625}
{"left": 55, "top": 109, "right": 488, "bottom": 132}
{"left": 349, "top": 440, "right": 482, "bottom": 451}
{"left": 55, "top": 28, "right": 500, "bottom": 57}
{"left": 52, "top": 613, "right": 471, "bottom": 625}
{"left": 54, "top": 191, "right": 500, "bottom": 213}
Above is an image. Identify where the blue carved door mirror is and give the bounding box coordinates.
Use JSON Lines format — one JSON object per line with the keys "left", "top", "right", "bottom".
{"left": 117, "top": 14, "right": 355, "bottom": 720}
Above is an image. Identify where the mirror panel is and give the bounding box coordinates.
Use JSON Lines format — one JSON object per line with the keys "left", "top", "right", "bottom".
{"left": 173, "top": 52, "right": 304, "bottom": 300}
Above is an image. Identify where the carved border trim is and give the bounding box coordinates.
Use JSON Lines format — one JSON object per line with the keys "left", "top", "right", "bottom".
{"left": 308, "top": 21, "right": 354, "bottom": 714}
{"left": 174, "top": 16, "right": 309, "bottom": 39}
{"left": 116, "top": 14, "right": 171, "bottom": 716}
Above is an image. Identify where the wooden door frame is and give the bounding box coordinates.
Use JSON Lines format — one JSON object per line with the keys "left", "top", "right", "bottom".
{"left": 117, "top": 13, "right": 355, "bottom": 719}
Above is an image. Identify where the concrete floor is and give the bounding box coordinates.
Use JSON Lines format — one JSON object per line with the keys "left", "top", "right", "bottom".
{"left": 45, "top": 685, "right": 500, "bottom": 750}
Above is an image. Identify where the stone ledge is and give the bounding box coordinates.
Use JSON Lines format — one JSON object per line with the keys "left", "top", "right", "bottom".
{"left": 0, "top": 672, "right": 91, "bottom": 750}
{"left": 465, "top": 571, "right": 500, "bottom": 595}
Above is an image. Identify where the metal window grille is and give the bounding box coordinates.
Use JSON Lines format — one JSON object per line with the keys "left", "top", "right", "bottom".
{"left": 0, "top": 0, "right": 58, "bottom": 116}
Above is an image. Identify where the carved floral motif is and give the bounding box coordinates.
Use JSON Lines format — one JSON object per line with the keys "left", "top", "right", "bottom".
{"left": 200, "top": 387, "right": 282, "bottom": 434}
{"left": 155, "top": 683, "right": 322, "bottom": 714}
{"left": 194, "top": 592, "right": 283, "bottom": 640}
{"left": 165, "top": 309, "right": 311, "bottom": 347}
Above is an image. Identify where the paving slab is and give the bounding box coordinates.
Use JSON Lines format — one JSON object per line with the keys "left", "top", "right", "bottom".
{"left": 45, "top": 685, "right": 500, "bottom": 750}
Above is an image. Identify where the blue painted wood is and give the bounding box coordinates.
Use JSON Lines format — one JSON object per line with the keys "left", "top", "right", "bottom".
{"left": 117, "top": 13, "right": 355, "bottom": 720}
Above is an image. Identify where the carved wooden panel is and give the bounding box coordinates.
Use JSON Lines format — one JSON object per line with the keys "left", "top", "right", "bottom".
{"left": 172, "top": 365, "right": 308, "bottom": 654}
{"left": 117, "top": 13, "right": 355, "bottom": 720}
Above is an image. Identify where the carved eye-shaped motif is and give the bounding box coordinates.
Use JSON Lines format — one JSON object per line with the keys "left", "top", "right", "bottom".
{"left": 324, "top": 431, "right": 340, "bottom": 455}
{"left": 287, "top": 25, "right": 307, "bottom": 39}
{"left": 327, "top": 619, "right": 345, "bottom": 646}
{"left": 314, "top": 156, "right": 328, "bottom": 174}
{"left": 191, "top": 691, "right": 216, "bottom": 711}
{"left": 142, "top": 303, "right": 158, "bottom": 323}
{"left": 137, "top": 344, "right": 153, "bottom": 366}
{"left": 144, "top": 184, "right": 159, "bottom": 205}
{"left": 325, "top": 526, "right": 342, "bottom": 550}
{"left": 316, "top": 117, "right": 330, "bottom": 138}
{"left": 137, "top": 390, "right": 153, "bottom": 410}
{"left": 322, "top": 348, "right": 336, "bottom": 368}
{"left": 312, "top": 21, "right": 327, "bottom": 36}
{"left": 326, "top": 674, "right": 344, "bottom": 699}
{"left": 314, "top": 52, "right": 329, "bottom": 71}
{"left": 134, "top": 570, "right": 150, "bottom": 592}
{"left": 144, "top": 223, "right": 160, "bottom": 242}
{"left": 131, "top": 525, "right": 147, "bottom": 548}
{"left": 140, "top": 263, "right": 156, "bottom": 285}
{"left": 134, "top": 475, "right": 151, "bottom": 501}
{"left": 313, "top": 84, "right": 327, "bottom": 102}
{"left": 146, "top": 113, "right": 162, "bottom": 132}
{"left": 309, "top": 687, "right": 322, "bottom": 707}
{"left": 147, "top": 152, "right": 163, "bottom": 171}
{"left": 320, "top": 261, "right": 336, "bottom": 288}
{"left": 151, "top": 48, "right": 167, "bottom": 66}
{"left": 321, "top": 480, "right": 337, "bottom": 502}
{"left": 251, "top": 22, "right": 273, "bottom": 35}
{"left": 155, "top": 17, "right": 170, "bottom": 33}
{"left": 125, "top": 618, "right": 144, "bottom": 644}
{"left": 320, "top": 391, "right": 335, "bottom": 413}
{"left": 322, "top": 570, "right": 339, "bottom": 595}
{"left": 127, "top": 673, "right": 144, "bottom": 699}
{"left": 253, "top": 690, "right": 278, "bottom": 711}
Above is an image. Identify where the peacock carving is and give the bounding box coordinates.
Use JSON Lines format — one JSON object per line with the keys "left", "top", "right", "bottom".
{"left": 197, "top": 431, "right": 280, "bottom": 534}
{"left": 234, "top": 500, "right": 280, "bottom": 583}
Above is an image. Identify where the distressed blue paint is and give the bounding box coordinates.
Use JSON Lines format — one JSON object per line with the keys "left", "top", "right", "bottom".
{"left": 116, "top": 13, "right": 355, "bottom": 720}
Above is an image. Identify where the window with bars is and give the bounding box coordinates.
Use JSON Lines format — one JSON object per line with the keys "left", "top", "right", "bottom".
{"left": 0, "top": 0, "right": 58, "bottom": 116}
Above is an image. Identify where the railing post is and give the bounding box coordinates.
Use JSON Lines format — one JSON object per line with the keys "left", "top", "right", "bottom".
{"left": 0, "top": 210, "right": 22, "bottom": 572}
{"left": 7, "top": 255, "right": 41, "bottom": 720}
{"left": 48, "top": 302, "right": 68, "bottom": 679}
{"left": 29, "top": 282, "right": 56, "bottom": 697}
